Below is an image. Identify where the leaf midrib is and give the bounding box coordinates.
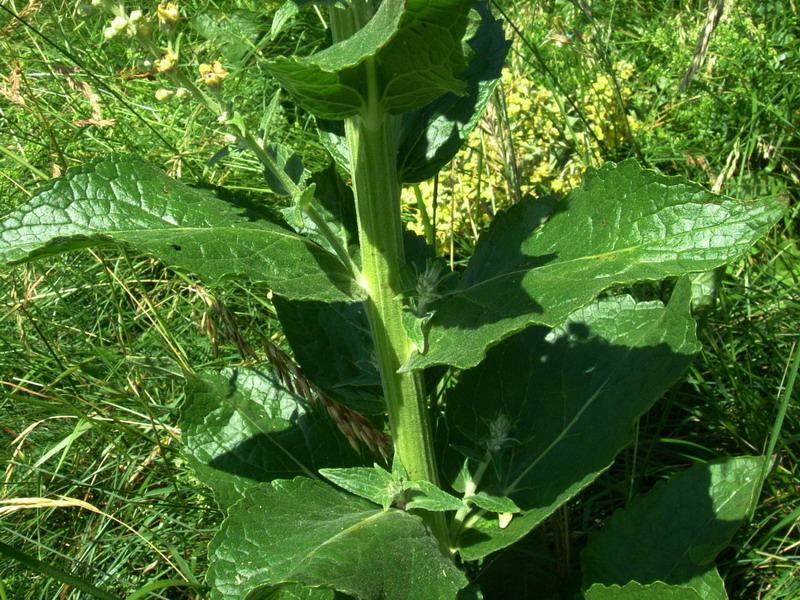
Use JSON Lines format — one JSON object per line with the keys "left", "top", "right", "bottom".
{"left": 1, "top": 222, "right": 322, "bottom": 255}
{"left": 457, "top": 211, "right": 755, "bottom": 299}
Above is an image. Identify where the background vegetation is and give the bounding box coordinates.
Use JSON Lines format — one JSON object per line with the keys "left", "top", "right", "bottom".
{"left": 1, "top": 0, "right": 797, "bottom": 598}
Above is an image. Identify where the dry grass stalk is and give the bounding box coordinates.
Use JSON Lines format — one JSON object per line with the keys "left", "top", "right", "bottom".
{"left": 195, "top": 286, "right": 392, "bottom": 461}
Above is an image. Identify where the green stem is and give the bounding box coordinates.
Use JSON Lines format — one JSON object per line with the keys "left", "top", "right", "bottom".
{"left": 449, "top": 452, "right": 491, "bottom": 541}
{"left": 330, "top": 1, "right": 450, "bottom": 557}
{"left": 303, "top": 199, "right": 361, "bottom": 278}
{"left": 413, "top": 183, "right": 437, "bottom": 247}
{"left": 166, "top": 70, "right": 301, "bottom": 199}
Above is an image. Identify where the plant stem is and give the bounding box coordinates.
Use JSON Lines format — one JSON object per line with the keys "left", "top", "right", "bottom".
{"left": 330, "top": 0, "right": 451, "bottom": 556}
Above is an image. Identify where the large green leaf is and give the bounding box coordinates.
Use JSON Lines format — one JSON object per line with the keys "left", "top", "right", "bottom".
{"left": 585, "top": 582, "right": 704, "bottom": 600}
{"left": 447, "top": 280, "right": 700, "bottom": 561}
{"left": 398, "top": 1, "right": 510, "bottom": 183}
{"left": 0, "top": 157, "right": 362, "bottom": 302}
{"left": 403, "top": 160, "right": 785, "bottom": 371}
{"left": 265, "top": 0, "right": 475, "bottom": 118}
{"left": 316, "top": 2, "right": 510, "bottom": 181}
{"left": 181, "top": 368, "right": 359, "bottom": 510}
{"left": 208, "top": 477, "right": 468, "bottom": 600}
{"left": 581, "top": 456, "right": 764, "bottom": 599}
{"left": 248, "top": 584, "right": 343, "bottom": 600}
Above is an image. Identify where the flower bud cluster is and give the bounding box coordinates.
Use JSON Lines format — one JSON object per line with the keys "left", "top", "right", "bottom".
{"left": 103, "top": 8, "right": 145, "bottom": 39}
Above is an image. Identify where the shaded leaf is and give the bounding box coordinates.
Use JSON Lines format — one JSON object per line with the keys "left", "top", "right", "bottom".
{"left": 272, "top": 296, "right": 384, "bottom": 415}
{"left": 181, "top": 368, "right": 358, "bottom": 509}
{"left": 265, "top": 0, "right": 475, "bottom": 118}
{"left": 474, "top": 532, "right": 576, "bottom": 600}
{"left": 263, "top": 141, "right": 305, "bottom": 196}
{"left": 0, "top": 156, "right": 362, "bottom": 303}
{"left": 398, "top": 1, "right": 510, "bottom": 182}
{"left": 581, "top": 456, "right": 764, "bottom": 599}
{"left": 448, "top": 280, "right": 699, "bottom": 560}
{"left": 404, "top": 160, "right": 785, "bottom": 371}
{"left": 208, "top": 478, "right": 468, "bottom": 600}
{"left": 586, "top": 582, "right": 704, "bottom": 600}
{"left": 280, "top": 163, "right": 359, "bottom": 254}
{"left": 273, "top": 230, "right": 444, "bottom": 415}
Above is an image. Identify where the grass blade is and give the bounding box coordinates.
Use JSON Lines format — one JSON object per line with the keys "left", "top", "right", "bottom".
{"left": 0, "top": 539, "right": 122, "bottom": 600}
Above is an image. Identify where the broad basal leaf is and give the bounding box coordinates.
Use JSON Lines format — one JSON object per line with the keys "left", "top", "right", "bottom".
{"left": 208, "top": 478, "right": 468, "bottom": 600}
{"left": 447, "top": 280, "right": 700, "bottom": 561}
{"left": 585, "top": 582, "right": 704, "bottom": 600}
{"left": 404, "top": 159, "right": 784, "bottom": 370}
{"left": 0, "top": 157, "right": 362, "bottom": 303}
{"left": 398, "top": 1, "right": 510, "bottom": 182}
{"left": 181, "top": 368, "right": 358, "bottom": 509}
{"left": 265, "top": 0, "right": 475, "bottom": 118}
{"left": 581, "top": 456, "right": 765, "bottom": 599}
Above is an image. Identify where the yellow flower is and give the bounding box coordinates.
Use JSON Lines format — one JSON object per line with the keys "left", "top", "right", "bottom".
{"left": 198, "top": 61, "right": 229, "bottom": 86}
{"left": 154, "top": 47, "right": 178, "bottom": 73}
{"left": 158, "top": 3, "right": 179, "bottom": 27}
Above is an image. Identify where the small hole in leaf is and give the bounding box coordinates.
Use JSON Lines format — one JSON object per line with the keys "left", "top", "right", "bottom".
{"left": 171, "top": 244, "right": 182, "bottom": 251}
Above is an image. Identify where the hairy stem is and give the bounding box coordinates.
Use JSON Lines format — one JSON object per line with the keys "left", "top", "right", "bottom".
{"left": 330, "top": 0, "right": 451, "bottom": 556}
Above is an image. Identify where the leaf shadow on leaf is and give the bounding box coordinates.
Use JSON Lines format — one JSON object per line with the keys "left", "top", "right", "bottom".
{"left": 209, "top": 367, "right": 360, "bottom": 480}
{"left": 430, "top": 194, "right": 570, "bottom": 333}
{"left": 397, "top": 1, "right": 510, "bottom": 183}
{"left": 183, "top": 367, "right": 363, "bottom": 510}
{"left": 191, "top": 182, "right": 289, "bottom": 225}
{"left": 189, "top": 182, "right": 361, "bottom": 301}
{"left": 581, "top": 459, "right": 755, "bottom": 599}
{"left": 438, "top": 292, "right": 698, "bottom": 560}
